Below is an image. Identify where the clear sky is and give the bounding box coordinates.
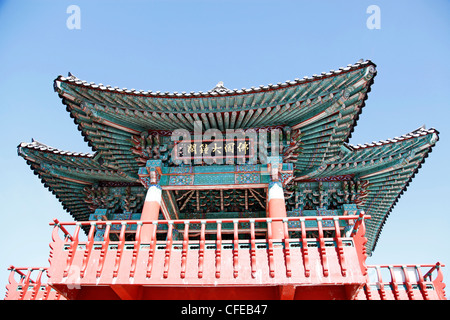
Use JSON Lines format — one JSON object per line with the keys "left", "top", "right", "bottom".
{"left": 0, "top": 0, "right": 449, "bottom": 296}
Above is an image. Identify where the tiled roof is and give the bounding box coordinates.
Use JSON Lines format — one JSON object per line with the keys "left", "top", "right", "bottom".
{"left": 55, "top": 60, "right": 375, "bottom": 98}
{"left": 19, "top": 140, "right": 94, "bottom": 158}
{"left": 304, "top": 126, "right": 438, "bottom": 254}
{"left": 18, "top": 141, "right": 140, "bottom": 221}
{"left": 53, "top": 60, "right": 377, "bottom": 175}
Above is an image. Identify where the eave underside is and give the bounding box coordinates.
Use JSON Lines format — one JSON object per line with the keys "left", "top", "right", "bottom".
{"left": 307, "top": 127, "right": 439, "bottom": 254}
{"left": 18, "top": 141, "right": 140, "bottom": 221}
{"left": 18, "top": 127, "right": 438, "bottom": 255}
{"left": 54, "top": 60, "right": 377, "bottom": 176}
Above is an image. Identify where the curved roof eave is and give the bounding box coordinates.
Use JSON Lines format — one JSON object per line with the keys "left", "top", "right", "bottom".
{"left": 53, "top": 60, "right": 377, "bottom": 173}
{"left": 17, "top": 141, "right": 142, "bottom": 221}
{"left": 366, "top": 128, "right": 439, "bottom": 255}
{"left": 54, "top": 60, "right": 376, "bottom": 100}
{"left": 292, "top": 126, "right": 439, "bottom": 255}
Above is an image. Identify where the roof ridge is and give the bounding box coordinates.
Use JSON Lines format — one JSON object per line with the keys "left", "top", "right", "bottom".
{"left": 347, "top": 126, "right": 439, "bottom": 150}
{"left": 54, "top": 59, "right": 376, "bottom": 98}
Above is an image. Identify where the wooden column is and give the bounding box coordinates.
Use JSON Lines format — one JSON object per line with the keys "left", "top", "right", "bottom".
{"left": 141, "top": 184, "right": 162, "bottom": 242}
{"left": 267, "top": 181, "right": 287, "bottom": 239}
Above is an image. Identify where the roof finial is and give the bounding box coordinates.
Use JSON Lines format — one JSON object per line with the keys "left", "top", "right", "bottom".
{"left": 211, "top": 81, "right": 230, "bottom": 94}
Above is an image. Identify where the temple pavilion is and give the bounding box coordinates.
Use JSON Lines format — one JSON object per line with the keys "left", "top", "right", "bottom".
{"left": 5, "top": 59, "right": 446, "bottom": 300}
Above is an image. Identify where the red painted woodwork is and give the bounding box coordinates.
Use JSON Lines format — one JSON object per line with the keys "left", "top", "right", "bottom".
{"left": 5, "top": 267, "right": 65, "bottom": 300}
{"left": 4, "top": 214, "right": 446, "bottom": 300}
{"left": 45, "top": 215, "right": 369, "bottom": 299}
{"left": 354, "top": 263, "right": 446, "bottom": 300}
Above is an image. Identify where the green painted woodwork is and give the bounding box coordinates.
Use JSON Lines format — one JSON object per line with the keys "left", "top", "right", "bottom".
{"left": 53, "top": 61, "right": 376, "bottom": 177}
{"left": 18, "top": 60, "right": 439, "bottom": 256}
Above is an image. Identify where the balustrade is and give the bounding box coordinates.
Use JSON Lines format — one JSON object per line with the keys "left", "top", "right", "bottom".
{"left": 6, "top": 213, "right": 446, "bottom": 300}
{"left": 356, "top": 263, "right": 446, "bottom": 300}
{"left": 43, "top": 213, "right": 370, "bottom": 299}
{"left": 5, "top": 267, "right": 65, "bottom": 300}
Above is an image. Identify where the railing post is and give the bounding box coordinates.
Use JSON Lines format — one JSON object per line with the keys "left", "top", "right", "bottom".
{"left": 415, "top": 265, "right": 429, "bottom": 300}
{"left": 300, "top": 218, "right": 310, "bottom": 277}
{"left": 374, "top": 266, "right": 386, "bottom": 300}
{"left": 430, "top": 262, "right": 446, "bottom": 300}
{"left": 233, "top": 220, "right": 239, "bottom": 278}
{"left": 250, "top": 219, "right": 257, "bottom": 278}
{"left": 317, "top": 217, "right": 329, "bottom": 277}
{"left": 43, "top": 280, "right": 52, "bottom": 300}
{"left": 388, "top": 266, "right": 400, "bottom": 300}
{"left": 19, "top": 268, "right": 32, "bottom": 300}
{"left": 146, "top": 221, "right": 158, "bottom": 278}
{"left": 215, "top": 221, "right": 222, "bottom": 279}
{"left": 64, "top": 222, "right": 81, "bottom": 278}
{"left": 130, "top": 222, "right": 142, "bottom": 278}
{"left": 180, "top": 221, "right": 189, "bottom": 279}
{"left": 401, "top": 265, "right": 415, "bottom": 300}
{"left": 351, "top": 211, "right": 368, "bottom": 276}
{"left": 266, "top": 218, "right": 275, "bottom": 278}
{"left": 163, "top": 221, "right": 174, "bottom": 278}
{"left": 334, "top": 217, "right": 346, "bottom": 276}
{"left": 283, "top": 218, "right": 292, "bottom": 278}
{"left": 198, "top": 221, "right": 206, "bottom": 278}
{"left": 351, "top": 211, "right": 365, "bottom": 237}
{"left": 113, "top": 222, "right": 127, "bottom": 278}
{"left": 80, "top": 222, "right": 96, "bottom": 277}
{"left": 30, "top": 268, "right": 44, "bottom": 300}
{"left": 96, "top": 222, "right": 111, "bottom": 278}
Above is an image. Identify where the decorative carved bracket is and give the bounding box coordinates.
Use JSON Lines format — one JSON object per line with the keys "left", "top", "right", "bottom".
{"left": 138, "top": 160, "right": 163, "bottom": 188}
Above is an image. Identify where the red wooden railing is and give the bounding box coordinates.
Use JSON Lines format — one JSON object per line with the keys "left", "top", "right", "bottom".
{"left": 49, "top": 212, "right": 369, "bottom": 283}
{"left": 5, "top": 266, "right": 65, "bottom": 300}
{"left": 5, "top": 210, "right": 447, "bottom": 300}
{"left": 356, "top": 263, "right": 447, "bottom": 300}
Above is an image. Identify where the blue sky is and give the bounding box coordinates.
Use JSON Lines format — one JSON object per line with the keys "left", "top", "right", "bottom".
{"left": 0, "top": 0, "right": 449, "bottom": 296}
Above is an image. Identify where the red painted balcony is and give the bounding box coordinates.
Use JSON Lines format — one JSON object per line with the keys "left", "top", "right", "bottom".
{"left": 4, "top": 213, "right": 446, "bottom": 300}
{"left": 355, "top": 263, "right": 446, "bottom": 300}
{"left": 5, "top": 267, "right": 65, "bottom": 300}
{"left": 46, "top": 213, "right": 371, "bottom": 300}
